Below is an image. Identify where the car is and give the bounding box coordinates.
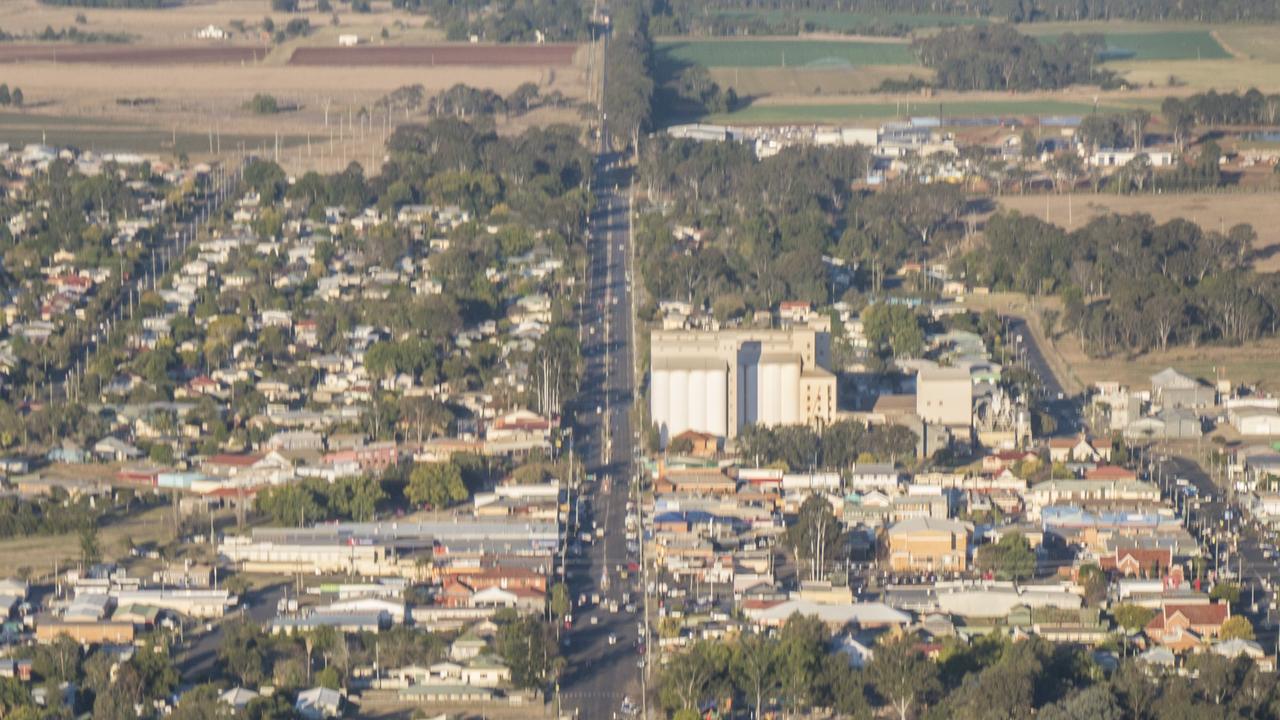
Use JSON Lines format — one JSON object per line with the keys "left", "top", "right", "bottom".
{"left": 590, "top": 616, "right": 599, "bottom": 625}
{"left": 608, "top": 633, "right": 618, "bottom": 645}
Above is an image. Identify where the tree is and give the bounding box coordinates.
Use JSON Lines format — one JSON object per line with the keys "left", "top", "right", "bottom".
{"left": 1077, "top": 563, "right": 1108, "bottom": 605}
{"left": 867, "top": 634, "right": 939, "bottom": 720}
{"left": 1111, "top": 604, "right": 1156, "bottom": 633}
{"left": 1220, "top": 615, "right": 1256, "bottom": 641}
{"left": 975, "top": 532, "right": 1036, "bottom": 581}
{"left": 406, "top": 461, "right": 469, "bottom": 509}
{"left": 549, "top": 582, "right": 570, "bottom": 621}
{"left": 1209, "top": 582, "right": 1241, "bottom": 607}
{"left": 10, "top": 88, "right": 22, "bottom": 108}
{"left": 731, "top": 634, "right": 778, "bottom": 718}
{"left": 1040, "top": 684, "right": 1125, "bottom": 720}
{"left": 495, "top": 615, "right": 561, "bottom": 689}
{"left": 78, "top": 525, "right": 101, "bottom": 566}
{"left": 785, "top": 495, "right": 841, "bottom": 583}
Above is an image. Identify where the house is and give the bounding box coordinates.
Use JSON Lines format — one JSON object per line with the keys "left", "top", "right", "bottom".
{"left": 1145, "top": 602, "right": 1230, "bottom": 649}
{"left": 295, "top": 687, "right": 343, "bottom": 719}
{"left": 1098, "top": 547, "right": 1175, "bottom": 579}
{"left": 1047, "top": 436, "right": 1106, "bottom": 464}
{"left": 219, "top": 687, "right": 260, "bottom": 712}
{"left": 886, "top": 517, "right": 973, "bottom": 573}
{"left": 668, "top": 429, "right": 718, "bottom": 457}
{"left": 93, "top": 437, "right": 143, "bottom": 462}
{"left": 338, "top": 34, "right": 360, "bottom": 46}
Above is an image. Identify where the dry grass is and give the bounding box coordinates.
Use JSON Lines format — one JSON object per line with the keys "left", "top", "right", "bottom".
{"left": 0, "top": 1, "right": 594, "bottom": 173}
{"left": 0, "top": 504, "right": 177, "bottom": 580}
{"left": 0, "top": 0, "right": 445, "bottom": 45}
{"left": 997, "top": 192, "right": 1280, "bottom": 272}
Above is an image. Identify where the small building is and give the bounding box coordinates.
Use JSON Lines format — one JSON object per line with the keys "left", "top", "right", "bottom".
{"left": 295, "top": 687, "right": 343, "bottom": 719}
{"left": 338, "top": 34, "right": 360, "bottom": 47}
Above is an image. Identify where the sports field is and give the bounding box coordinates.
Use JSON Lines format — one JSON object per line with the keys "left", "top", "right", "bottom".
{"left": 655, "top": 39, "right": 916, "bottom": 69}
{"left": 706, "top": 98, "right": 1142, "bottom": 124}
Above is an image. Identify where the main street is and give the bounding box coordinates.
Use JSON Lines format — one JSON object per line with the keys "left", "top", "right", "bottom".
{"left": 560, "top": 151, "right": 642, "bottom": 720}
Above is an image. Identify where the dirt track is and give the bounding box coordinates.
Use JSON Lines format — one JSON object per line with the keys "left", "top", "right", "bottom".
{"left": 288, "top": 43, "right": 578, "bottom": 66}
{"left": 0, "top": 44, "right": 269, "bottom": 64}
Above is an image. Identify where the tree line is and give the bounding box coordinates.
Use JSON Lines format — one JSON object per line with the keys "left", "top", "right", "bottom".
{"left": 389, "top": 0, "right": 590, "bottom": 42}
{"left": 913, "top": 25, "right": 1114, "bottom": 92}
{"left": 737, "top": 420, "right": 918, "bottom": 471}
{"left": 604, "top": 0, "right": 656, "bottom": 150}
{"left": 657, "top": 616, "right": 1280, "bottom": 720}
{"left": 646, "top": 0, "right": 1280, "bottom": 26}
{"left": 961, "top": 211, "right": 1280, "bottom": 356}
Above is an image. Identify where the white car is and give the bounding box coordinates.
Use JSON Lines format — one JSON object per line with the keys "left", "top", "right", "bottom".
{"left": 608, "top": 633, "right": 618, "bottom": 645}
{"left": 591, "top": 616, "right": 599, "bottom": 625}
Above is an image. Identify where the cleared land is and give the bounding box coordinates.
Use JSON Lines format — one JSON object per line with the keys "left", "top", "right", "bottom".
{"left": 1027, "top": 29, "right": 1229, "bottom": 61}
{"left": 655, "top": 38, "right": 916, "bottom": 68}
{"left": 289, "top": 43, "right": 578, "bottom": 66}
{"left": 0, "top": 43, "right": 269, "bottom": 64}
{"left": 0, "top": 503, "right": 177, "bottom": 580}
{"left": 997, "top": 191, "right": 1280, "bottom": 273}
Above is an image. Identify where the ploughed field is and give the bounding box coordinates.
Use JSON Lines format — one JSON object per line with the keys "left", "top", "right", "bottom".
{"left": 288, "top": 43, "right": 578, "bottom": 66}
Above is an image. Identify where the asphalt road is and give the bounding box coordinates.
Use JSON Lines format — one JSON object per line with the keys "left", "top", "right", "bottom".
{"left": 178, "top": 581, "right": 286, "bottom": 681}
{"left": 1155, "top": 454, "right": 1280, "bottom": 652}
{"left": 560, "top": 152, "right": 642, "bottom": 720}
{"left": 1005, "top": 316, "right": 1080, "bottom": 434}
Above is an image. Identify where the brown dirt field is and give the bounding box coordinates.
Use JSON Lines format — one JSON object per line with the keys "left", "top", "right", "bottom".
{"left": 0, "top": 43, "right": 269, "bottom": 64}
{"left": 996, "top": 191, "right": 1280, "bottom": 272}
{"left": 288, "top": 43, "right": 579, "bottom": 66}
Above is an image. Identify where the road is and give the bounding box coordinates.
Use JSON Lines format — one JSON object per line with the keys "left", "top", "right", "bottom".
{"left": 559, "top": 151, "right": 642, "bottom": 720}
{"left": 1154, "top": 454, "right": 1280, "bottom": 653}
{"left": 1006, "top": 316, "right": 1080, "bottom": 434}
{"left": 178, "top": 581, "right": 285, "bottom": 680}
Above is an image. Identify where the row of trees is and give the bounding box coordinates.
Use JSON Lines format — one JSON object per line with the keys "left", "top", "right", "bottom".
{"left": 1162, "top": 89, "right": 1280, "bottom": 149}
{"left": 737, "top": 420, "right": 918, "bottom": 471}
{"left": 914, "top": 25, "right": 1112, "bottom": 91}
{"left": 658, "top": 619, "right": 1280, "bottom": 720}
{"left": 604, "top": 0, "right": 656, "bottom": 151}
{"left": 964, "top": 211, "right": 1278, "bottom": 356}
{"left": 647, "top": 0, "right": 1280, "bottom": 25}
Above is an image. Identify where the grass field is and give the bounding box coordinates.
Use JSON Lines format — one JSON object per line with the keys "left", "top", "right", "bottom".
{"left": 710, "top": 8, "right": 987, "bottom": 32}
{"left": 656, "top": 39, "right": 916, "bottom": 69}
{"left": 1027, "top": 29, "right": 1229, "bottom": 61}
{"left": 707, "top": 65, "right": 930, "bottom": 96}
{"left": 997, "top": 191, "right": 1280, "bottom": 273}
{"left": 707, "top": 98, "right": 1142, "bottom": 124}
{"left": 0, "top": 504, "right": 177, "bottom": 580}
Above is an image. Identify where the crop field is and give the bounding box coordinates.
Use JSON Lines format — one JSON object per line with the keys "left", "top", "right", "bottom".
{"left": 706, "top": 98, "right": 1142, "bottom": 125}
{"left": 709, "top": 8, "right": 987, "bottom": 32}
{"left": 655, "top": 39, "right": 916, "bottom": 69}
{"left": 1094, "top": 31, "right": 1230, "bottom": 61}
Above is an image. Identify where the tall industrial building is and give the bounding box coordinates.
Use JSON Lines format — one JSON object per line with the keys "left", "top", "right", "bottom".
{"left": 650, "top": 328, "right": 836, "bottom": 444}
